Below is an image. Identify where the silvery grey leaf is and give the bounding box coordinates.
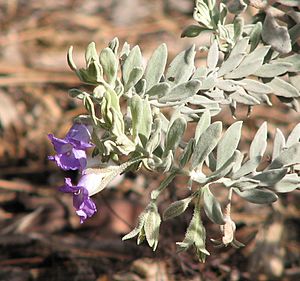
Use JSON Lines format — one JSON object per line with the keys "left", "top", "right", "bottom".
{"left": 242, "top": 79, "right": 273, "bottom": 94}
{"left": 108, "top": 37, "right": 119, "bottom": 54}
{"left": 163, "top": 196, "right": 193, "bottom": 221}
{"left": 218, "top": 37, "right": 249, "bottom": 77}
{"left": 85, "top": 42, "right": 98, "bottom": 65}
{"left": 268, "top": 143, "right": 300, "bottom": 169}
{"left": 277, "top": 54, "right": 300, "bottom": 72}
{"left": 145, "top": 116, "right": 162, "bottom": 154}
{"left": 124, "top": 67, "right": 144, "bottom": 92}
{"left": 250, "top": 122, "right": 268, "bottom": 160}
{"left": 191, "top": 122, "right": 222, "bottom": 170}
{"left": 122, "top": 46, "right": 143, "bottom": 85}
{"left": 130, "top": 95, "right": 152, "bottom": 145}
{"left": 272, "top": 128, "right": 286, "bottom": 160}
{"left": 164, "top": 117, "right": 187, "bottom": 153}
{"left": 272, "top": 173, "right": 300, "bottom": 193}
{"left": 187, "top": 95, "right": 218, "bottom": 105}
{"left": 120, "top": 42, "right": 130, "bottom": 59}
{"left": 216, "top": 80, "right": 240, "bottom": 92}
{"left": 146, "top": 82, "right": 170, "bottom": 99}
{"left": 67, "top": 46, "right": 77, "bottom": 71}
{"left": 144, "top": 202, "right": 161, "bottom": 250}
{"left": 230, "top": 87, "right": 260, "bottom": 105}
{"left": 286, "top": 123, "right": 300, "bottom": 147}
{"left": 195, "top": 109, "right": 211, "bottom": 142}
{"left": 290, "top": 75, "right": 300, "bottom": 91}
{"left": 262, "top": 14, "right": 292, "bottom": 54}
{"left": 193, "top": 0, "right": 213, "bottom": 28}
{"left": 251, "top": 169, "right": 288, "bottom": 187}
{"left": 267, "top": 77, "right": 300, "bottom": 98}
{"left": 144, "top": 44, "right": 168, "bottom": 90}
{"left": 249, "top": 22, "right": 262, "bottom": 52}
{"left": 207, "top": 151, "right": 240, "bottom": 182}
{"left": 216, "top": 121, "right": 242, "bottom": 169}
{"left": 234, "top": 188, "right": 278, "bottom": 204}
{"left": 99, "top": 47, "right": 118, "bottom": 85}
{"left": 232, "top": 151, "right": 244, "bottom": 174}
{"left": 159, "top": 80, "right": 201, "bottom": 103}
{"left": 232, "top": 159, "right": 261, "bottom": 179}
{"left": 207, "top": 40, "right": 219, "bottom": 70}
{"left": 228, "top": 178, "right": 259, "bottom": 191}
{"left": 180, "top": 105, "right": 220, "bottom": 116}
{"left": 225, "top": 46, "right": 271, "bottom": 79}
{"left": 166, "top": 45, "right": 196, "bottom": 85}
{"left": 203, "top": 186, "right": 225, "bottom": 225}
{"left": 192, "top": 66, "right": 207, "bottom": 79}
{"left": 248, "top": 92, "right": 272, "bottom": 106}
{"left": 254, "top": 62, "right": 293, "bottom": 78}
{"left": 179, "top": 139, "right": 195, "bottom": 168}
{"left": 199, "top": 76, "right": 217, "bottom": 90}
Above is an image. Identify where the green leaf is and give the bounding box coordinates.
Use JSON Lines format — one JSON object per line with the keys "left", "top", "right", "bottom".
{"left": 181, "top": 25, "right": 206, "bottom": 38}
{"left": 145, "top": 116, "right": 162, "bottom": 154}
{"left": 166, "top": 45, "right": 196, "bottom": 85}
{"left": 218, "top": 37, "right": 249, "bottom": 77}
{"left": 234, "top": 188, "right": 278, "bottom": 204}
{"left": 179, "top": 139, "right": 195, "bottom": 168}
{"left": 163, "top": 197, "right": 193, "bottom": 220}
{"left": 216, "top": 121, "right": 242, "bottom": 169}
{"left": 191, "top": 122, "right": 222, "bottom": 170}
{"left": 207, "top": 40, "right": 219, "bottom": 70}
{"left": 269, "top": 143, "right": 300, "bottom": 169}
{"left": 99, "top": 47, "right": 118, "bottom": 85}
{"left": 159, "top": 80, "right": 201, "bottom": 103}
{"left": 144, "top": 44, "right": 168, "bottom": 90}
{"left": 164, "top": 117, "right": 187, "bottom": 152}
{"left": 122, "top": 46, "right": 143, "bottom": 85}
{"left": 203, "top": 186, "right": 225, "bottom": 224}
{"left": 144, "top": 202, "right": 161, "bottom": 250}
{"left": 267, "top": 77, "right": 300, "bottom": 98}
{"left": 233, "top": 16, "right": 244, "bottom": 41}
{"left": 252, "top": 169, "right": 288, "bottom": 187}
{"left": 249, "top": 22, "right": 262, "bottom": 52}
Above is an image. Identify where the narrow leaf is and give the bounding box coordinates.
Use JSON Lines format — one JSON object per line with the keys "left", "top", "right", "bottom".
{"left": 163, "top": 197, "right": 193, "bottom": 221}
{"left": 234, "top": 188, "right": 278, "bottom": 204}
{"left": 145, "top": 44, "right": 168, "bottom": 90}
{"left": 203, "top": 186, "right": 225, "bottom": 225}
{"left": 216, "top": 121, "right": 242, "bottom": 169}
{"left": 191, "top": 122, "right": 222, "bottom": 170}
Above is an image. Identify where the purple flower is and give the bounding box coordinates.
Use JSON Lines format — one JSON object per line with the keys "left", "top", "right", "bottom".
{"left": 60, "top": 173, "right": 103, "bottom": 223}
{"left": 48, "top": 123, "right": 93, "bottom": 170}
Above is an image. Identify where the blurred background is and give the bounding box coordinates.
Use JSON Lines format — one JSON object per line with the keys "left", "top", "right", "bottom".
{"left": 0, "top": 0, "right": 299, "bottom": 280}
